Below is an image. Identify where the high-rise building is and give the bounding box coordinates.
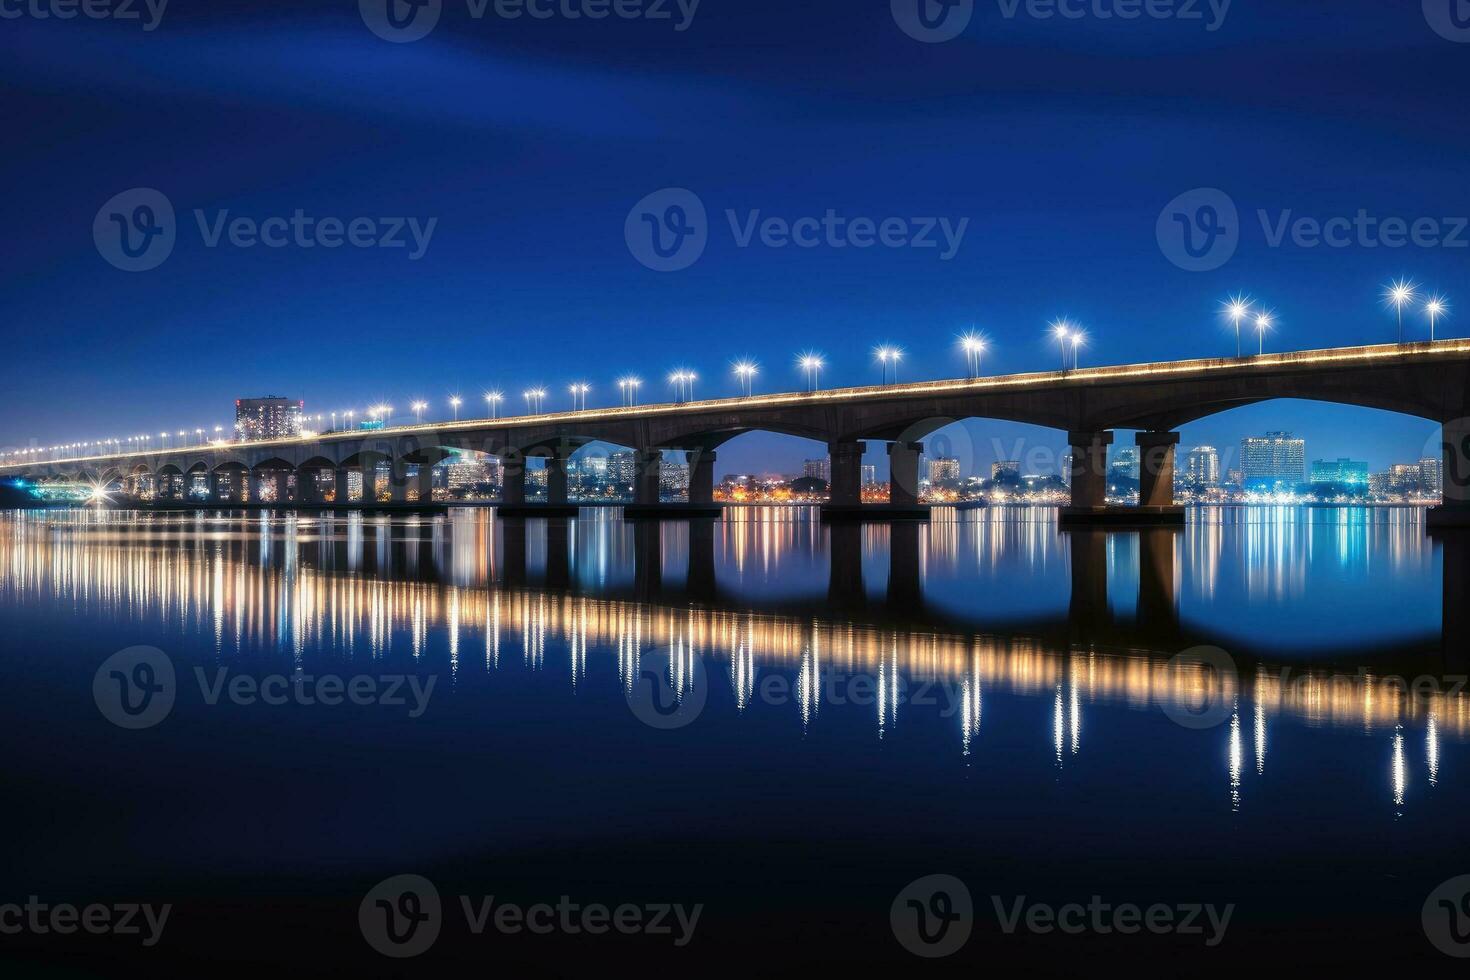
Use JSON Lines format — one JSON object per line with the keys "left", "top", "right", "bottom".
{"left": 235, "top": 397, "right": 304, "bottom": 441}
{"left": 930, "top": 458, "right": 961, "bottom": 483}
{"left": 1389, "top": 463, "right": 1421, "bottom": 494}
{"left": 1419, "top": 457, "right": 1443, "bottom": 495}
{"left": 1309, "top": 458, "right": 1369, "bottom": 486}
{"left": 1240, "top": 432, "right": 1305, "bottom": 491}
{"left": 1185, "top": 446, "right": 1221, "bottom": 488}
{"left": 608, "top": 451, "right": 636, "bottom": 489}
{"left": 1369, "top": 472, "right": 1391, "bottom": 496}
{"left": 861, "top": 464, "right": 878, "bottom": 486}
{"left": 661, "top": 462, "right": 689, "bottom": 494}
{"left": 1110, "top": 447, "right": 1140, "bottom": 480}
{"left": 803, "top": 458, "right": 831, "bottom": 482}
{"left": 989, "top": 460, "right": 1019, "bottom": 482}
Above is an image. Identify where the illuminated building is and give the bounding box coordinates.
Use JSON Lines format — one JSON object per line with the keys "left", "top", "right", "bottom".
{"left": 803, "top": 458, "right": 831, "bottom": 482}
{"left": 661, "top": 462, "right": 689, "bottom": 495}
{"left": 929, "top": 457, "right": 961, "bottom": 484}
{"left": 989, "top": 460, "right": 1019, "bottom": 482}
{"left": 1309, "top": 458, "right": 1368, "bottom": 487}
{"left": 1185, "top": 446, "right": 1220, "bottom": 488}
{"left": 1419, "top": 457, "right": 1442, "bottom": 496}
{"left": 861, "top": 464, "right": 877, "bottom": 486}
{"left": 234, "top": 397, "right": 304, "bottom": 441}
{"left": 1110, "top": 447, "right": 1140, "bottom": 480}
{"left": 1240, "top": 432, "right": 1305, "bottom": 492}
{"left": 609, "top": 451, "right": 636, "bottom": 490}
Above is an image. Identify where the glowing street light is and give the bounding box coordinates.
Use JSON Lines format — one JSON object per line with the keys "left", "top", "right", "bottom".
{"left": 1425, "top": 296, "right": 1449, "bottom": 341}
{"left": 524, "top": 388, "right": 547, "bottom": 414}
{"left": 449, "top": 396, "right": 462, "bottom": 421}
{"left": 485, "top": 391, "right": 504, "bottom": 419}
{"left": 1254, "top": 311, "right": 1274, "bottom": 355}
{"left": 799, "top": 353, "right": 825, "bottom": 392}
{"left": 1383, "top": 280, "right": 1417, "bottom": 344}
{"left": 959, "top": 332, "right": 987, "bottom": 379}
{"left": 411, "top": 400, "right": 428, "bottom": 423}
{"left": 874, "top": 345, "right": 902, "bottom": 384}
{"left": 619, "top": 376, "right": 642, "bottom": 407}
{"left": 668, "top": 370, "right": 696, "bottom": 403}
{"left": 568, "top": 383, "right": 591, "bottom": 411}
{"left": 1222, "top": 295, "right": 1252, "bottom": 357}
{"left": 1068, "top": 329, "right": 1086, "bottom": 370}
{"left": 733, "top": 360, "right": 758, "bottom": 397}
{"left": 1050, "top": 320, "right": 1075, "bottom": 372}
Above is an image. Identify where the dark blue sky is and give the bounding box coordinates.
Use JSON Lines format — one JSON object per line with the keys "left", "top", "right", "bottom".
{"left": 2, "top": 0, "right": 1465, "bottom": 476}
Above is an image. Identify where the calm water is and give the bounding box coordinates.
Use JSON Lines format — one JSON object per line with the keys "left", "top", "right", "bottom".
{"left": 1, "top": 505, "right": 1466, "bottom": 972}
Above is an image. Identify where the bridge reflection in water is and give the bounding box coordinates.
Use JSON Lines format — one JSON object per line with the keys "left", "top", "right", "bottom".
{"left": 2, "top": 507, "right": 1466, "bottom": 771}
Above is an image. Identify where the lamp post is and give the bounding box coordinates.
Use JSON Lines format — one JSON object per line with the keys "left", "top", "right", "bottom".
{"left": 450, "top": 396, "right": 462, "bottom": 421}
{"left": 733, "top": 361, "right": 758, "bottom": 397}
{"left": 1224, "top": 295, "right": 1251, "bottom": 357}
{"left": 412, "top": 401, "right": 427, "bottom": 424}
{"left": 1068, "top": 331, "right": 1085, "bottom": 370}
{"left": 486, "top": 391, "right": 503, "bottom": 419}
{"left": 1425, "top": 297, "right": 1448, "bottom": 341}
{"left": 1051, "top": 320, "right": 1073, "bottom": 372}
{"left": 1254, "top": 312, "right": 1273, "bottom": 355}
{"left": 799, "top": 354, "right": 824, "bottom": 392}
{"left": 1385, "top": 280, "right": 1415, "bottom": 345}
{"left": 960, "top": 333, "right": 987, "bottom": 379}
{"left": 874, "top": 346, "right": 901, "bottom": 384}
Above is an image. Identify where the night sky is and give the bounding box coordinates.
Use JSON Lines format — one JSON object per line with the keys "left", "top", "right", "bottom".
{"left": 2, "top": 0, "right": 1466, "bottom": 477}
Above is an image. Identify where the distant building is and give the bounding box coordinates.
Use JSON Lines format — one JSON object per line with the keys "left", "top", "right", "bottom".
{"left": 235, "top": 397, "right": 303, "bottom": 441}
{"left": 803, "top": 458, "right": 831, "bottom": 482}
{"left": 1110, "top": 447, "right": 1140, "bottom": 480}
{"left": 861, "top": 464, "right": 877, "bottom": 486}
{"left": 1419, "top": 457, "right": 1443, "bottom": 496}
{"left": 661, "top": 461, "right": 689, "bottom": 495}
{"left": 608, "top": 451, "right": 636, "bottom": 489}
{"left": 1389, "top": 463, "right": 1422, "bottom": 494}
{"left": 1309, "top": 458, "right": 1369, "bottom": 487}
{"left": 930, "top": 457, "right": 961, "bottom": 483}
{"left": 989, "top": 460, "right": 1019, "bottom": 482}
{"left": 1060, "top": 450, "right": 1072, "bottom": 486}
{"left": 1369, "top": 472, "right": 1392, "bottom": 496}
{"left": 1185, "top": 446, "right": 1221, "bottom": 488}
{"left": 445, "top": 458, "right": 493, "bottom": 496}
{"left": 1240, "top": 432, "right": 1305, "bottom": 492}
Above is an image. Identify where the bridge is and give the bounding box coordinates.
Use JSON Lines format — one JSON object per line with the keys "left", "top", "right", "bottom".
{"left": 4, "top": 339, "right": 1470, "bottom": 525}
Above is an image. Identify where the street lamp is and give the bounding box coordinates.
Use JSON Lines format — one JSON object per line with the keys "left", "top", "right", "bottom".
{"left": 449, "top": 396, "right": 462, "bottom": 421}
{"left": 1068, "top": 330, "right": 1085, "bottom": 370}
{"left": 1425, "top": 296, "right": 1449, "bottom": 341}
{"left": 799, "top": 353, "right": 825, "bottom": 392}
{"left": 524, "top": 388, "right": 546, "bottom": 414}
{"left": 1384, "top": 280, "right": 1416, "bottom": 344}
{"left": 959, "top": 332, "right": 987, "bottom": 379}
{"left": 412, "top": 400, "right": 427, "bottom": 423}
{"left": 1223, "top": 295, "right": 1252, "bottom": 357}
{"left": 1051, "top": 320, "right": 1075, "bottom": 372}
{"left": 485, "top": 391, "right": 504, "bottom": 419}
{"left": 568, "top": 383, "right": 590, "bottom": 411}
{"left": 874, "top": 345, "right": 902, "bottom": 384}
{"left": 619, "top": 376, "right": 642, "bottom": 407}
{"left": 1254, "top": 312, "right": 1274, "bottom": 355}
{"left": 669, "top": 370, "right": 696, "bottom": 403}
{"left": 733, "top": 360, "right": 758, "bottom": 397}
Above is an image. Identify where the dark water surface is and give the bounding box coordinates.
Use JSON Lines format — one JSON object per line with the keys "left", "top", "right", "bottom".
{"left": 1, "top": 505, "right": 1466, "bottom": 974}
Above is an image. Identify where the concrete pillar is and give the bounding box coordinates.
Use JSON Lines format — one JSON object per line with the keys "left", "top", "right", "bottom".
{"left": 887, "top": 441, "right": 923, "bottom": 507}
{"left": 413, "top": 465, "right": 434, "bottom": 504}
{"left": 633, "top": 449, "right": 662, "bottom": 506}
{"left": 686, "top": 450, "right": 716, "bottom": 505}
{"left": 500, "top": 453, "right": 526, "bottom": 505}
{"left": 210, "top": 471, "right": 226, "bottom": 502}
{"left": 389, "top": 467, "right": 409, "bottom": 504}
{"left": 1442, "top": 416, "right": 1470, "bottom": 509}
{"left": 334, "top": 468, "right": 350, "bottom": 505}
{"left": 1068, "top": 430, "right": 1114, "bottom": 510}
{"left": 361, "top": 465, "right": 380, "bottom": 504}
{"left": 545, "top": 453, "right": 569, "bottom": 506}
{"left": 829, "top": 440, "right": 866, "bottom": 507}
{"left": 1136, "top": 431, "right": 1181, "bottom": 508}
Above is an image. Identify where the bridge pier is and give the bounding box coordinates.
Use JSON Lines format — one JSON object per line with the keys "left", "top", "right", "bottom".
{"left": 412, "top": 465, "right": 434, "bottom": 504}
{"left": 822, "top": 440, "right": 924, "bottom": 521}
{"left": 625, "top": 449, "right": 722, "bottom": 518}
{"left": 633, "top": 449, "right": 661, "bottom": 506}
{"left": 687, "top": 450, "right": 716, "bottom": 505}
{"left": 888, "top": 441, "right": 922, "bottom": 507}
{"left": 545, "top": 452, "right": 569, "bottom": 506}
{"left": 1428, "top": 416, "right": 1470, "bottom": 528}
{"left": 334, "top": 468, "right": 351, "bottom": 505}
{"left": 1061, "top": 429, "right": 1184, "bottom": 526}
{"left": 501, "top": 454, "right": 526, "bottom": 506}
